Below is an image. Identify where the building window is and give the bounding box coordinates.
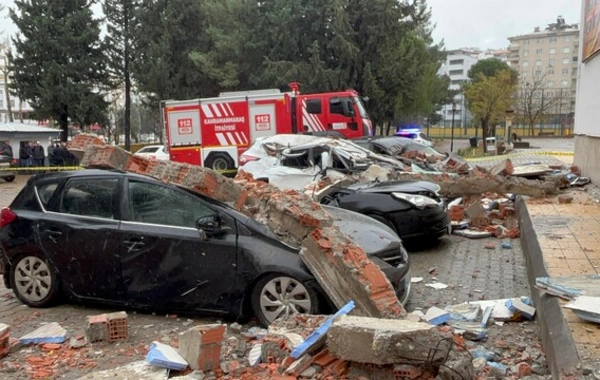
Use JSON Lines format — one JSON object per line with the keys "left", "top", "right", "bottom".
{"left": 450, "top": 80, "right": 463, "bottom": 86}
{"left": 573, "top": 56, "right": 578, "bottom": 62}
{"left": 572, "top": 67, "right": 578, "bottom": 75}
{"left": 547, "top": 91, "right": 554, "bottom": 97}
{"left": 523, "top": 61, "right": 529, "bottom": 67}
{"left": 523, "top": 40, "right": 531, "bottom": 45}
{"left": 563, "top": 58, "right": 570, "bottom": 64}
{"left": 535, "top": 70, "right": 542, "bottom": 77}
{"left": 536, "top": 48, "right": 543, "bottom": 54}
{"left": 565, "top": 36, "right": 571, "bottom": 42}
{"left": 563, "top": 47, "right": 571, "bottom": 53}
{"left": 535, "top": 59, "right": 542, "bottom": 66}
{"left": 549, "top": 48, "right": 556, "bottom": 54}
{"left": 449, "top": 59, "right": 464, "bottom": 65}
{"left": 537, "top": 38, "right": 544, "bottom": 44}
{"left": 562, "top": 68, "right": 569, "bottom": 75}
{"left": 549, "top": 37, "right": 557, "bottom": 43}
{"left": 548, "top": 81, "right": 554, "bottom": 87}
{"left": 549, "top": 58, "right": 555, "bottom": 66}
{"left": 562, "top": 80, "right": 569, "bottom": 87}
{"left": 523, "top": 50, "right": 529, "bottom": 57}
{"left": 548, "top": 69, "right": 555, "bottom": 75}
{"left": 449, "top": 69, "right": 464, "bottom": 76}
{"left": 522, "top": 72, "right": 529, "bottom": 78}
{"left": 9, "top": 99, "right": 15, "bottom": 108}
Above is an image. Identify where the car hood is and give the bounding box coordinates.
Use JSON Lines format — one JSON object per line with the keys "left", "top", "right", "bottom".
{"left": 322, "top": 205, "right": 403, "bottom": 255}
{"left": 345, "top": 180, "right": 441, "bottom": 195}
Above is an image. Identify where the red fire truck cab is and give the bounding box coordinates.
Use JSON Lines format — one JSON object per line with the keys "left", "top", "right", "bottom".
{"left": 161, "top": 83, "right": 373, "bottom": 171}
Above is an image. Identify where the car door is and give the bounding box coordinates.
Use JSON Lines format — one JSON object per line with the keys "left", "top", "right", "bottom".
{"left": 118, "top": 178, "right": 239, "bottom": 312}
{"left": 36, "top": 177, "right": 124, "bottom": 300}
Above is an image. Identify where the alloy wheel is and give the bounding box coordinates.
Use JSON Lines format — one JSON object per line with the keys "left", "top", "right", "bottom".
{"left": 259, "top": 276, "right": 312, "bottom": 323}
{"left": 14, "top": 256, "right": 52, "bottom": 303}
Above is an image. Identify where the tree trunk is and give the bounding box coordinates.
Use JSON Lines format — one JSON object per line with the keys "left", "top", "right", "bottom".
{"left": 124, "top": 14, "right": 132, "bottom": 151}
{"left": 481, "top": 118, "right": 488, "bottom": 153}
{"left": 59, "top": 112, "right": 69, "bottom": 142}
{"left": 385, "top": 120, "right": 392, "bottom": 136}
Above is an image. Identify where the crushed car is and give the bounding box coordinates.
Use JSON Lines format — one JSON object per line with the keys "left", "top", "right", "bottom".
{"left": 0, "top": 169, "right": 410, "bottom": 326}
{"left": 239, "top": 135, "right": 449, "bottom": 241}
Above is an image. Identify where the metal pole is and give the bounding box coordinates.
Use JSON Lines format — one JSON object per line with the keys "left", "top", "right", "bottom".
{"left": 450, "top": 106, "right": 456, "bottom": 152}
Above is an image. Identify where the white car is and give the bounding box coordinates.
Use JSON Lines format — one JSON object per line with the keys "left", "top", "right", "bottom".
{"left": 134, "top": 145, "right": 169, "bottom": 160}
{"left": 395, "top": 131, "right": 433, "bottom": 147}
{"left": 238, "top": 134, "right": 405, "bottom": 191}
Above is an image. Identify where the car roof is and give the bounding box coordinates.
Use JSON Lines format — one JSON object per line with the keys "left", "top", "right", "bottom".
{"left": 29, "top": 169, "right": 159, "bottom": 183}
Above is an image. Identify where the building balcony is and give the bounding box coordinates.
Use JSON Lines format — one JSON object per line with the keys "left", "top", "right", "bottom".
{"left": 509, "top": 43, "right": 520, "bottom": 51}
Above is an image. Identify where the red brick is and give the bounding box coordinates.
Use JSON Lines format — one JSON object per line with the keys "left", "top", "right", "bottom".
{"left": 517, "top": 362, "right": 532, "bottom": 377}
{"left": 312, "top": 350, "right": 336, "bottom": 367}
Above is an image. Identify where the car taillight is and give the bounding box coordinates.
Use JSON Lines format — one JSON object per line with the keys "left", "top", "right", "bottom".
{"left": 239, "top": 155, "right": 260, "bottom": 166}
{"left": 0, "top": 208, "right": 16, "bottom": 228}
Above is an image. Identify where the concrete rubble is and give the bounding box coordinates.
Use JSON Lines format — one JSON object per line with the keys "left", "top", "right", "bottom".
{"left": 68, "top": 134, "right": 405, "bottom": 319}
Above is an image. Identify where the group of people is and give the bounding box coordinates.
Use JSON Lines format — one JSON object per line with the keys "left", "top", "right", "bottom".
{"left": 0, "top": 140, "right": 79, "bottom": 167}
{"left": 18, "top": 141, "right": 47, "bottom": 167}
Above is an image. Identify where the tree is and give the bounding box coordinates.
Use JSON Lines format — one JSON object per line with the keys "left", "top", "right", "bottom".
{"left": 10, "top": 0, "right": 108, "bottom": 141}
{"left": 0, "top": 38, "right": 13, "bottom": 123}
{"left": 464, "top": 70, "right": 516, "bottom": 152}
{"left": 516, "top": 70, "right": 561, "bottom": 136}
{"left": 468, "top": 58, "right": 518, "bottom": 82}
{"left": 104, "top": 0, "right": 140, "bottom": 151}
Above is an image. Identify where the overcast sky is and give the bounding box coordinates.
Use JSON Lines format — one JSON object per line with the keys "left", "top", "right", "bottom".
{"left": 428, "top": 0, "right": 581, "bottom": 49}
{"left": 1, "top": 0, "right": 582, "bottom": 50}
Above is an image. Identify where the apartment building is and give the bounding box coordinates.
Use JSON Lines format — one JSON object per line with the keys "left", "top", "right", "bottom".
{"left": 508, "top": 17, "right": 580, "bottom": 129}
{"left": 437, "top": 48, "right": 509, "bottom": 129}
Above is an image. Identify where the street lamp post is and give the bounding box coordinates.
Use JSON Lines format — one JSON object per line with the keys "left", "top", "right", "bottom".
{"left": 450, "top": 102, "right": 457, "bottom": 153}
{"left": 425, "top": 117, "right": 429, "bottom": 137}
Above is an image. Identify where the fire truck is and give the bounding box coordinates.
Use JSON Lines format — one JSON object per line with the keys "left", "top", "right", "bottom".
{"left": 161, "top": 83, "right": 373, "bottom": 171}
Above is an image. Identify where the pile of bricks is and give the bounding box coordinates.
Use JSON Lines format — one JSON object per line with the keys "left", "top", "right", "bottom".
{"left": 0, "top": 324, "right": 9, "bottom": 358}
{"left": 68, "top": 134, "right": 404, "bottom": 319}
{"left": 449, "top": 205, "right": 465, "bottom": 222}
{"left": 85, "top": 311, "right": 129, "bottom": 343}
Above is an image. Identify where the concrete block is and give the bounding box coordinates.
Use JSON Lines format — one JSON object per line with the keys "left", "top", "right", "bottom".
{"left": 506, "top": 298, "right": 536, "bottom": 320}
{"left": 20, "top": 322, "right": 67, "bottom": 345}
{"left": 146, "top": 341, "right": 188, "bottom": 371}
{"left": 86, "top": 314, "right": 109, "bottom": 343}
{"left": 178, "top": 324, "right": 226, "bottom": 371}
{"left": 327, "top": 315, "right": 445, "bottom": 365}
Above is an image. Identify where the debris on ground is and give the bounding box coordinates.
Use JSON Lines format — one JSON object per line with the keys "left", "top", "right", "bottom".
{"left": 564, "top": 296, "right": 600, "bottom": 324}
{"left": 20, "top": 322, "right": 67, "bottom": 345}
{"left": 536, "top": 275, "right": 600, "bottom": 300}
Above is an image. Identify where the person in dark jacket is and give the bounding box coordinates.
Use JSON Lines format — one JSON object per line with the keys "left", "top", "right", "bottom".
{"left": 0, "top": 141, "right": 13, "bottom": 158}
{"left": 32, "top": 142, "right": 45, "bottom": 167}
{"left": 19, "top": 142, "right": 32, "bottom": 167}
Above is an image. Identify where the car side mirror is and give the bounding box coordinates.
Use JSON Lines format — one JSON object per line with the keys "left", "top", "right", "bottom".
{"left": 196, "top": 214, "right": 225, "bottom": 237}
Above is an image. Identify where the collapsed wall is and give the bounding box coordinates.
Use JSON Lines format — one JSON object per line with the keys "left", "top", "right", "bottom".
{"left": 68, "top": 135, "right": 404, "bottom": 319}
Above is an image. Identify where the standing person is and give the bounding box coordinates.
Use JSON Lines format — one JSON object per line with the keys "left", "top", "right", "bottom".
{"left": 32, "top": 142, "right": 45, "bottom": 167}
{"left": 19, "top": 142, "right": 31, "bottom": 167}
{"left": 27, "top": 142, "right": 34, "bottom": 167}
{"left": 0, "top": 141, "right": 13, "bottom": 158}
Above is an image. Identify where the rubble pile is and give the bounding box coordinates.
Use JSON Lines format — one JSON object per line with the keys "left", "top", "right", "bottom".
{"left": 67, "top": 134, "right": 404, "bottom": 319}
{"left": 448, "top": 193, "right": 521, "bottom": 240}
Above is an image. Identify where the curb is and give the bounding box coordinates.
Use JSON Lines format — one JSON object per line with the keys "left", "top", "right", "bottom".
{"left": 516, "top": 196, "right": 581, "bottom": 379}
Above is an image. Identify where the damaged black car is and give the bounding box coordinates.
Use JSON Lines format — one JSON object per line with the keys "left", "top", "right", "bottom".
{"left": 0, "top": 170, "right": 410, "bottom": 326}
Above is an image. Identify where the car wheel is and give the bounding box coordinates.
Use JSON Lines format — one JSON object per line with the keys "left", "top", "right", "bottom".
{"left": 206, "top": 154, "right": 234, "bottom": 172}
{"left": 10, "top": 253, "right": 60, "bottom": 308}
{"left": 4, "top": 176, "right": 15, "bottom": 182}
{"left": 251, "top": 274, "right": 320, "bottom": 326}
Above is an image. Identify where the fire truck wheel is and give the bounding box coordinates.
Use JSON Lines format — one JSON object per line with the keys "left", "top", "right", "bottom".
{"left": 205, "top": 153, "right": 235, "bottom": 172}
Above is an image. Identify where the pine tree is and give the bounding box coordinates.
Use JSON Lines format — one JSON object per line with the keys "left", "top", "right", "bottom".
{"left": 10, "top": 0, "right": 108, "bottom": 141}
{"left": 104, "top": 0, "right": 140, "bottom": 151}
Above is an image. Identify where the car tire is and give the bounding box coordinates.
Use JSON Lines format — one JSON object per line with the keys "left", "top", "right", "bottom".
{"left": 205, "top": 153, "right": 235, "bottom": 172}
{"left": 4, "top": 176, "right": 15, "bottom": 183}
{"left": 251, "top": 274, "right": 320, "bottom": 326}
{"left": 10, "top": 253, "right": 61, "bottom": 308}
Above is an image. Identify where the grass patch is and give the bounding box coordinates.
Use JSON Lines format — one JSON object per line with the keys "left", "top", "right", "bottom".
{"left": 457, "top": 147, "right": 485, "bottom": 158}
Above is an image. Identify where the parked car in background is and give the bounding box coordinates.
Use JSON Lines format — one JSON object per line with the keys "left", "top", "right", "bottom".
{"left": 0, "top": 170, "right": 410, "bottom": 326}
{"left": 0, "top": 154, "right": 16, "bottom": 182}
{"left": 395, "top": 129, "right": 433, "bottom": 147}
{"left": 239, "top": 135, "right": 448, "bottom": 241}
{"left": 134, "top": 145, "right": 169, "bottom": 161}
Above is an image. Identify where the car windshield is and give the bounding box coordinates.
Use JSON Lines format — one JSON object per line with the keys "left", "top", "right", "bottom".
{"left": 353, "top": 97, "right": 369, "bottom": 118}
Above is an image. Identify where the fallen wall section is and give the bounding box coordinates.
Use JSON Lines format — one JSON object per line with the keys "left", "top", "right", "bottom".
{"left": 68, "top": 134, "right": 404, "bottom": 319}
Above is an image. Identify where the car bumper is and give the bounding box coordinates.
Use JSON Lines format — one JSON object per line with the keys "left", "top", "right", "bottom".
{"left": 392, "top": 206, "right": 449, "bottom": 240}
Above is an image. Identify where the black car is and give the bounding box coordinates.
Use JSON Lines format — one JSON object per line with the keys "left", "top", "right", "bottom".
{"left": 0, "top": 170, "right": 410, "bottom": 326}
{"left": 321, "top": 180, "right": 449, "bottom": 241}
{"left": 0, "top": 154, "right": 16, "bottom": 183}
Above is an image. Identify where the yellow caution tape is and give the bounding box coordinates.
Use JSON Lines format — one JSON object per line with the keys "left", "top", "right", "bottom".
{"left": 0, "top": 166, "right": 238, "bottom": 175}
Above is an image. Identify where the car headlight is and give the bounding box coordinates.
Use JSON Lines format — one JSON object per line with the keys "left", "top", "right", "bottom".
{"left": 392, "top": 192, "right": 439, "bottom": 208}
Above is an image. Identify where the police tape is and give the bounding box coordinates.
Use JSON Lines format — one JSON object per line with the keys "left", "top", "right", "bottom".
{"left": 0, "top": 165, "right": 239, "bottom": 175}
